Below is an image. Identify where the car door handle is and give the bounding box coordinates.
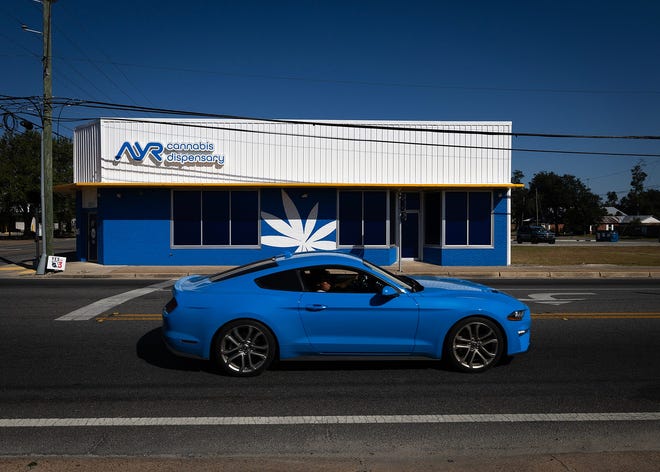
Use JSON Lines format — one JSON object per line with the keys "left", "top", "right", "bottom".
{"left": 305, "top": 304, "right": 327, "bottom": 312}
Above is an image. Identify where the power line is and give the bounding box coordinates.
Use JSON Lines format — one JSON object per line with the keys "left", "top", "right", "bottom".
{"left": 54, "top": 3, "right": 149, "bottom": 106}
{"left": 50, "top": 57, "right": 660, "bottom": 97}
{"left": 69, "top": 98, "right": 660, "bottom": 141}
{"left": 3, "top": 95, "right": 660, "bottom": 158}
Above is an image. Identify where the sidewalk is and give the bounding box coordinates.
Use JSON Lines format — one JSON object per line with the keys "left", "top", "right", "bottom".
{"left": 23, "top": 259, "right": 660, "bottom": 279}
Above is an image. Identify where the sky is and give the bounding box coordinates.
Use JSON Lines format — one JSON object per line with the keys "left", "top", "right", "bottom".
{"left": 1, "top": 0, "right": 659, "bottom": 201}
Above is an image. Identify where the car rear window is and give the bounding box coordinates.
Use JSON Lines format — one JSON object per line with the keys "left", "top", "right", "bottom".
{"left": 209, "top": 259, "right": 278, "bottom": 283}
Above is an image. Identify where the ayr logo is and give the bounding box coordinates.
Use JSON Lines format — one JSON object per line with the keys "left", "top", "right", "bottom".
{"left": 115, "top": 142, "right": 164, "bottom": 162}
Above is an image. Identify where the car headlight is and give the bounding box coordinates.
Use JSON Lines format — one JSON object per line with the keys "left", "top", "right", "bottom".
{"left": 164, "top": 297, "right": 178, "bottom": 314}
{"left": 507, "top": 309, "right": 525, "bottom": 321}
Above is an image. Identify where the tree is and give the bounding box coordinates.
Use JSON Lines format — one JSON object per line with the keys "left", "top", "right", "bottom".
{"left": 619, "top": 164, "right": 659, "bottom": 217}
{"left": 53, "top": 137, "right": 75, "bottom": 235}
{"left": 0, "top": 131, "right": 41, "bottom": 236}
{"left": 605, "top": 191, "right": 619, "bottom": 208}
{"left": 529, "top": 171, "right": 604, "bottom": 235}
{"left": 643, "top": 189, "right": 660, "bottom": 218}
{"left": 510, "top": 169, "right": 531, "bottom": 228}
{"left": 562, "top": 175, "right": 605, "bottom": 235}
{"left": 0, "top": 131, "right": 73, "bottom": 237}
{"left": 528, "top": 172, "right": 565, "bottom": 232}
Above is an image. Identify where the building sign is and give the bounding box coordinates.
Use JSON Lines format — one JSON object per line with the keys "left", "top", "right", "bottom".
{"left": 115, "top": 141, "right": 225, "bottom": 166}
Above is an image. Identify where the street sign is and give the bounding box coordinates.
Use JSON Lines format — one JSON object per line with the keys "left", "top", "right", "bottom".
{"left": 47, "top": 256, "right": 66, "bottom": 272}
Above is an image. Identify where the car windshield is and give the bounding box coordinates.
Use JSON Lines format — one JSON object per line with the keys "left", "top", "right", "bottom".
{"left": 362, "top": 259, "right": 424, "bottom": 293}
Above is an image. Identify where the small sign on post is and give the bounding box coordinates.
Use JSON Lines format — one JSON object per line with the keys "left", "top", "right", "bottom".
{"left": 47, "top": 256, "right": 66, "bottom": 272}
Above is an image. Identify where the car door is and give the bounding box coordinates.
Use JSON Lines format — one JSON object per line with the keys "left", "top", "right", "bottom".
{"left": 298, "top": 266, "right": 419, "bottom": 354}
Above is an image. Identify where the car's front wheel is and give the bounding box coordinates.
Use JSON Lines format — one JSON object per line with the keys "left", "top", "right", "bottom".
{"left": 445, "top": 317, "right": 504, "bottom": 373}
{"left": 213, "top": 320, "right": 276, "bottom": 377}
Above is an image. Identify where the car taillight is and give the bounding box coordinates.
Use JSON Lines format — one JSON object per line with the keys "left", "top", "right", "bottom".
{"left": 165, "top": 298, "right": 178, "bottom": 313}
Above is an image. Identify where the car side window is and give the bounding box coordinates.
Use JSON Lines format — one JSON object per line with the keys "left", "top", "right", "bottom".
{"left": 301, "top": 266, "right": 385, "bottom": 294}
{"left": 255, "top": 269, "right": 304, "bottom": 292}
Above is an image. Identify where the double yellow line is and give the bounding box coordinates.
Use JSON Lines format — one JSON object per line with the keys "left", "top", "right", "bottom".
{"left": 0, "top": 265, "right": 34, "bottom": 275}
{"left": 533, "top": 312, "right": 660, "bottom": 319}
{"left": 96, "top": 313, "right": 162, "bottom": 322}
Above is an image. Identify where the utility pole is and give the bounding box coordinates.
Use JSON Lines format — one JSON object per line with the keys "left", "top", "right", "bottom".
{"left": 36, "top": 0, "right": 55, "bottom": 275}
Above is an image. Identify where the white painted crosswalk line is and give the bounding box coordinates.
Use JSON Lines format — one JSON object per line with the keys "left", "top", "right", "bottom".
{"left": 56, "top": 280, "right": 173, "bottom": 321}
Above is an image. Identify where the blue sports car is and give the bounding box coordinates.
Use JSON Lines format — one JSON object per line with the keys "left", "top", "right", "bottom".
{"left": 162, "top": 252, "right": 531, "bottom": 376}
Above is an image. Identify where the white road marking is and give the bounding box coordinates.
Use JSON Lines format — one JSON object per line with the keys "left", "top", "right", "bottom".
{"left": 55, "top": 280, "right": 173, "bottom": 321}
{"left": 1, "top": 412, "right": 659, "bottom": 428}
{"left": 519, "top": 292, "right": 595, "bottom": 306}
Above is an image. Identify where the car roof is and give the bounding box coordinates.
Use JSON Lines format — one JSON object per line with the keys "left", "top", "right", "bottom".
{"left": 274, "top": 251, "right": 366, "bottom": 268}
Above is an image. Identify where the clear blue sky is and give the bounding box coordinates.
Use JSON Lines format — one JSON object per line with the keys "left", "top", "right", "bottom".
{"left": 1, "top": 0, "right": 659, "bottom": 201}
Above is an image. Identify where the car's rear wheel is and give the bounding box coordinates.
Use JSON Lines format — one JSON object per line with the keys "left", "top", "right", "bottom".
{"left": 213, "top": 320, "right": 275, "bottom": 377}
{"left": 445, "top": 317, "right": 504, "bottom": 373}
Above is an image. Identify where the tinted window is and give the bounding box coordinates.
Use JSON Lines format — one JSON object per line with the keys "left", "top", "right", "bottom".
{"left": 231, "top": 191, "right": 259, "bottom": 245}
{"left": 300, "top": 265, "right": 385, "bottom": 294}
{"left": 445, "top": 192, "right": 468, "bottom": 245}
{"left": 338, "top": 192, "right": 362, "bottom": 245}
{"left": 202, "top": 191, "right": 229, "bottom": 245}
{"left": 172, "top": 190, "right": 259, "bottom": 246}
{"left": 255, "top": 269, "right": 303, "bottom": 291}
{"left": 424, "top": 191, "right": 442, "bottom": 245}
{"left": 363, "top": 192, "right": 387, "bottom": 245}
{"left": 444, "top": 191, "right": 492, "bottom": 246}
{"left": 469, "top": 192, "right": 492, "bottom": 245}
{"left": 339, "top": 191, "right": 387, "bottom": 246}
{"left": 173, "top": 191, "right": 201, "bottom": 245}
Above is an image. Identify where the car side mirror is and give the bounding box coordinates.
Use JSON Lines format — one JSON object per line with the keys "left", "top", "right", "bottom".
{"left": 380, "top": 285, "right": 399, "bottom": 298}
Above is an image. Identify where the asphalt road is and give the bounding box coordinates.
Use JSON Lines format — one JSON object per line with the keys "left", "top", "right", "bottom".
{"left": 0, "top": 278, "right": 659, "bottom": 470}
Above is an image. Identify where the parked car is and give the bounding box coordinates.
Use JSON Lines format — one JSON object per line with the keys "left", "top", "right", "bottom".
{"left": 516, "top": 225, "right": 556, "bottom": 244}
{"left": 162, "top": 252, "right": 531, "bottom": 376}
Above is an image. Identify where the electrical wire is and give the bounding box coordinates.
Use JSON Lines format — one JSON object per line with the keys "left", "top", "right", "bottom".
{"left": 3, "top": 95, "right": 660, "bottom": 158}
{"left": 67, "top": 98, "right": 660, "bottom": 141}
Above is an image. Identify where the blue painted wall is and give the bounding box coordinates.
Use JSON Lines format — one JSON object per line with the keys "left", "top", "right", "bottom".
{"left": 76, "top": 188, "right": 508, "bottom": 266}
{"left": 422, "top": 192, "right": 509, "bottom": 266}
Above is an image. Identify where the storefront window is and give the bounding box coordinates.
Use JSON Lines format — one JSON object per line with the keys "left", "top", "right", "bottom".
{"left": 202, "top": 191, "right": 229, "bottom": 245}
{"left": 424, "top": 192, "right": 442, "bottom": 245}
{"left": 173, "top": 191, "right": 201, "bottom": 246}
{"left": 172, "top": 190, "right": 258, "bottom": 246}
{"left": 444, "top": 191, "right": 492, "bottom": 246}
{"left": 468, "top": 192, "right": 492, "bottom": 245}
{"left": 338, "top": 191, "right": 387, "bottom": 246}
{"left": 230, "top": 191, "right": 259, "bottom": 245}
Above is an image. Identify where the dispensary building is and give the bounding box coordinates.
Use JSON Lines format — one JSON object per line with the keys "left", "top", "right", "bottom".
{"left": 70, "top": 119, "right": 517, "bottom": 266}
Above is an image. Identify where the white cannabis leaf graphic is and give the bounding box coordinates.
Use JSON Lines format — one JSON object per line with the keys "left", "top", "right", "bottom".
{"left": 261, "top": 190, "right": 337, "bottom": 252}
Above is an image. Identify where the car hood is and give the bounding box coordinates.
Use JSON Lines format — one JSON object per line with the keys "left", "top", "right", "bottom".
{"left": 410, "top": 276, "right": 527, "bottom": 310}
{"left": 411, "top": 276, "right": 499, "bottom": 293}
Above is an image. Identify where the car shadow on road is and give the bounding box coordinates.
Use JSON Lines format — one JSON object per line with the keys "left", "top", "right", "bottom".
{"left": 136, "top": 327, "right": 214, "bottom": 374}
{"left": 137, "top": 327, "right": 452, "bottom": 375}
{"left": 136, "top": 328, "right": 470, "bottom": 375}
{"left": 274, "top": 358, "right": 444, "bottom": 373}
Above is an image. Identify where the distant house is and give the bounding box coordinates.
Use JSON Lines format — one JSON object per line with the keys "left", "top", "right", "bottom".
{"left": 597, "top": 207, "right": 660, "bottom": 237}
